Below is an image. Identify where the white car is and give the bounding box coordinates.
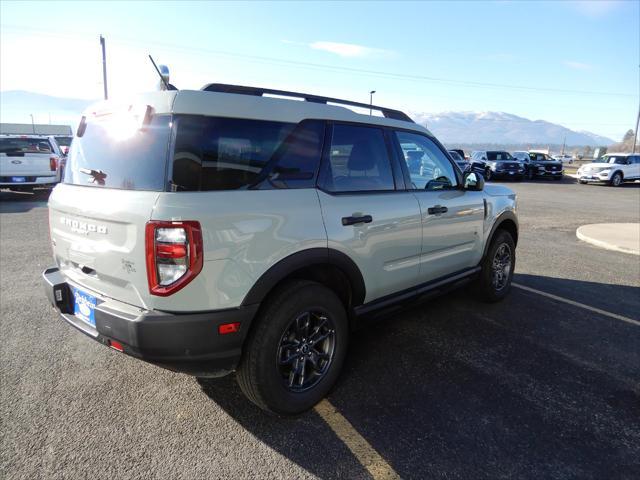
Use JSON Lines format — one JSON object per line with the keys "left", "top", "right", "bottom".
{"left": 577, "top": 153, "right": 640, "bottom": 186}
{"left": 0, "top": 134, "right": 62, "bottom": 192}
{"left": 553, "top": 154, "right": 573, "bottom": 164}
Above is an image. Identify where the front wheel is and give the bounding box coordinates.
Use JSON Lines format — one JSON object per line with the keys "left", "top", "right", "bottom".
{"left": 236, "top": 280, "right": 348, "bottom": 415}
{"left": 485, "top": 168, "right": 492, "bottom": 181}
{"left": 610, "top": 172, "right": 623, "bottom": 187}
{"left": 475, "top": 229, "right": 516, "bottom": 302}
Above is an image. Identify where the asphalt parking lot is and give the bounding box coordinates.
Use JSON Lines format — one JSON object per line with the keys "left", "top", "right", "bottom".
{"left": 1, "top": 178, "right": 639, "bottom": 480}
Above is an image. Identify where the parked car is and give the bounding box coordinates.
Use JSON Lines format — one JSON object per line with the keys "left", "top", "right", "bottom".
{"left": 449, "top": 148, "right": 466, "bottom": 160}
{"left": 448, "top": 150, "right": 468, "bottom": 170}
{"left": 470, "top": 150, "right": 524, "bottom": 181}
{"left": 526, "top": 152, "right": 563, "bottom": 180}
{"left": 552, "top": 154, "right": 573, "bottom": 164}
{"left": 577, "top": 153, "right": 640, "bottom": 186}
{"left": 0, "top": 134, "right": 62, "bottom": 193}
{"left": 42, "top": 83, "right": 519, "bottom": 415}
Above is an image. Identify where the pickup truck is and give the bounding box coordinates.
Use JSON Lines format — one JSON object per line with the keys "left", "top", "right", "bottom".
{"left": 0, "top": 135, "right": 62, "bottom": 193}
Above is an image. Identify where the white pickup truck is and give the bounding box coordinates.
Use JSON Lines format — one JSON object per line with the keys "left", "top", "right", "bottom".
{"left": 0, "top": 135, "right": 63, "bottom": 193}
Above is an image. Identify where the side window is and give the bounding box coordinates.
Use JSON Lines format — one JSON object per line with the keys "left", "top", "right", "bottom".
{"left": 395, "top": 131, "right": 458, "bottom": 190}
{"left": 267, "top": 120, "right": 324, "bottom": 189}
{"left": 323, "top": 124, "right": 395, "bottom": 192}
{"left": 171, "top": 116, "right": 295, "bottom": 191}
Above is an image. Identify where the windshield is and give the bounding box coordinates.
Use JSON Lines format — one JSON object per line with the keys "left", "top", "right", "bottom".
{"left": 487, "top": 151, "right": 513, "bottom": 161}
{"left": 63, "top": 114, "right": 172, "bottom": 191}
{"left": 601, "top": 155, "right": 628, "bottom": 165}
{"left": 0, "top": 137, "right": 52, "bottom": 154}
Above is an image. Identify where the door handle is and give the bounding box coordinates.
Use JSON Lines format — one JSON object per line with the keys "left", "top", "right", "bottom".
{"left": 342, "top": 215, "right": 373, "bottom": 226}
{"left": 427, "top": 205, "right": 448, "bottom": 215}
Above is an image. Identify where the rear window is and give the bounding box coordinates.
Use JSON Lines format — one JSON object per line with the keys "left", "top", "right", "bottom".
{"left": 0, "top": 137, "right": 53, "bottom": 154}
{"left": 54, "top": 136, "right": 72, "bottom": 147}
{"left": 170, "top": 116, "right": 323, "bottom": 191}
{"left": 63, "top": 115, "right": 172, "bottom": 191}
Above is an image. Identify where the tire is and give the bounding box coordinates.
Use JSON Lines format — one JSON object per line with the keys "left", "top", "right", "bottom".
{"left": 485, "top": 168, "right": 492, "bottom": 181}
{"left": 236, "top": 280, "right": 348, "bottom": 415}
{"left": 527, "top": 169, "right": 534, "bottom": 180}
{"left": 553, "top": 176, "right": 562, "bottom": 181}
{"left": 610, "top": 172, "right": 623, "bottom": 187}
{"left": 579, "top": 180, "right": 587, "bottom": 185}
{"left": 475, "top": 229, "right": 516, "bottom": 303}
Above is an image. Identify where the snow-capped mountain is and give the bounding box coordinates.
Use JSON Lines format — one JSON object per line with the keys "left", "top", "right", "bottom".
{"left": 411, "top": 111, "right": 615, "bottom": 146}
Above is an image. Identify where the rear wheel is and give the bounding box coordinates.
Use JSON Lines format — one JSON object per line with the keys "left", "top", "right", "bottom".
{"left": 237, "top": 280, "right": 348, "bottom": 415}
{"left": 475, "top": 229, "right": 516, "bottom": 303}
{"left": 610, "top": 172, "right": 623, "bottom": 187}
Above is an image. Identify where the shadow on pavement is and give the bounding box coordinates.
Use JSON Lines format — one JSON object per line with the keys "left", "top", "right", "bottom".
{"left": 0, "top": 190, "right": 50, "bottom": 213}
{"left": 199, "top": 275, "right": 640, "bottom": 479}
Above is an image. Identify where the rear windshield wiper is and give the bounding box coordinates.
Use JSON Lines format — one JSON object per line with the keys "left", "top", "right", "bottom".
{"left": 79, "top": 168, "right": 108, "bottom": 185}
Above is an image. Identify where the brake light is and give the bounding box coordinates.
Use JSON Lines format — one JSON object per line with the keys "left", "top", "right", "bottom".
{"left": 145, "top": 221, "right": 203, "bottom": 296}
{"left": 50, "top": 155, "right": 58, "bottom": 171}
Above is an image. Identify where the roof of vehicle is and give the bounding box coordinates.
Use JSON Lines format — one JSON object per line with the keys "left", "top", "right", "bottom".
{"left": 83, "top": 87, "right": 432, "bottom": 136}
{"left": 0, "top": 134, "right": 55, "bottom": 138}
{"left": 603, "top": 152, "right": 632, "bottom": 156}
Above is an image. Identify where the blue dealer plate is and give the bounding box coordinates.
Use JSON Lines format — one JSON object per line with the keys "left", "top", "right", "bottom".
{"left": 72, "top": 287, "right": 96, "bottom": 327}
{"left": 11, "top": 177, "right": 26, "bottom": 183}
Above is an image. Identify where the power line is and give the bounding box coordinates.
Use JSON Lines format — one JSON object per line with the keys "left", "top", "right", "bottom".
{"left": 3, "top": 24, "right": 637, "bottom": 99}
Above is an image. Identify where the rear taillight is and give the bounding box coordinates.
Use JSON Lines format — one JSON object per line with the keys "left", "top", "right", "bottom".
{"left": 145, "top": 221, "right": 203, "bottom": 296}
{"left": 50, "top": 155, "right": 58, "bottom": 171}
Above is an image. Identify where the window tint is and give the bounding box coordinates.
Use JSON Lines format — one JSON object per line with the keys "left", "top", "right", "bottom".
{"left": 0, "top": 137, "right": 53, "bottom": 154}
{"left": 171, "top": 116, "right": 296, "bottom": 191}
{"left": 323, "top": 124, "right": 394, "bottom": 192}
{"left": 486, "top": 151, "right": 512, "bottom": 161}
{"left": 396, "top": 131, "right": 458, "bottom": 190}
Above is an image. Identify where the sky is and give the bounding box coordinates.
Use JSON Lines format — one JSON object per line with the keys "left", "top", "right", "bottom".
{"left": 1, "top": 0, "right": 638, "bottom": 141}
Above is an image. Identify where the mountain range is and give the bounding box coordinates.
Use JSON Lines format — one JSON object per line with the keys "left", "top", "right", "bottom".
{"left": 0, "top": 90, "right": 616, "bottom": 146}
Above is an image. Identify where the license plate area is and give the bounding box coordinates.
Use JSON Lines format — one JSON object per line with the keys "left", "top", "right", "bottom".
{"left": 72, "top": 287, "right": 97, "bottom": 327}
{"left": 11, "top": 176, "right": 26, "bottom": 183}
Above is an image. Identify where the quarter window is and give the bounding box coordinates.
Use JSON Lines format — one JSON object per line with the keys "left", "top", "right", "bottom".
{"left": 323, "top": 124, "right": 395, "bottom": 192}
{"left": 395, "top": 131, "right": 458, "bottom": 190}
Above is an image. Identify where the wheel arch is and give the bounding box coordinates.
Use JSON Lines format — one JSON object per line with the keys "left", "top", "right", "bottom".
{"left": 241, "top": 248, "right": 366, "bottom": 313}
{"left": 483, "top": 211, "right": 519, "bottom": 258}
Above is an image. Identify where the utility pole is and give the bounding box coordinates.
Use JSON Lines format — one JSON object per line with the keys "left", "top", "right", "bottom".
{"left": 30, "top": 114, "right": 35, "bottom": 134}
{"left": 633, "top": 103, "right": 639, "bottom": 154}
{"left": 100, "top": 35, "right": 108, "bottom": 100}
{"left": 369, "top": 90, "right": 376, "bottom": 115}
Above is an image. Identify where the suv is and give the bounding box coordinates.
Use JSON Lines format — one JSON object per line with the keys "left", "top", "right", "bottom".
{"left": 470, "top": 150, "right": 524, "bottom": 181}
{"left": 42, "top": 85, "right": 518, "bottom": 415}
{"left": 526, "top": 152, "right": 563, "bottom": 180}
{"left": 577, "top": 153, "right": 640, "bottom": 186}
{"left": 0, "top": 134, "right": 62, "bottom": 193}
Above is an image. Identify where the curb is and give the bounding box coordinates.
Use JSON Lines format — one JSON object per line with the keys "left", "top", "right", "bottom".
{"left": 576, "top": 224, "right": 640, "bottom": 256}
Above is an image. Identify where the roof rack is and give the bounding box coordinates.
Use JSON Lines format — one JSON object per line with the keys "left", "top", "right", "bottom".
{"left": 201, "top": 83, "right": 414, "bottom": 123}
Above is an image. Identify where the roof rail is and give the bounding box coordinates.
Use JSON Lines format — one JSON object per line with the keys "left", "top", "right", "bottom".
{"left": 200, "top": 83, "right": 414, "bottom": 123}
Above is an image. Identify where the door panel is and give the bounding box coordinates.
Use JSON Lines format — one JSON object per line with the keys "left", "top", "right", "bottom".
{"left": 413, "top": 190, "right": 485, "bottom": 282}
{"left": 318, "top": 190, "right": 422, "bottom": 302}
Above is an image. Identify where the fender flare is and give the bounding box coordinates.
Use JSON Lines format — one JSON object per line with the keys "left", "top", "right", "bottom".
{"left": 483, "top": 210, "right": 519, "bottom": 258}
{"left": 241, "top": 248, "right": 366, "bottom": 307}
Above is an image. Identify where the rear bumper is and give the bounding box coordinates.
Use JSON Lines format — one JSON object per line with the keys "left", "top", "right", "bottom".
{"left": 42, "top": 267, "right": 258, "bottom": 377}
{"left": 0, "top": 175, "right": 59, "bottom": 188}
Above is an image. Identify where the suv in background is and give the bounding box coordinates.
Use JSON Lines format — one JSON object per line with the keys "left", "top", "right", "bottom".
{"left": 526, "top": 152, "right": 563, "bottom": 180}
{"left": 0, "top": 135, "right": 62, "bottom": 193}
{"left": 577, "top": 153, "right": 640, "bottom": 186}
{"left": 471, "top": 150, "right": 524, "bottom": 181}
{"left": 42, "top": 84, "right": 518, "bottom": 415}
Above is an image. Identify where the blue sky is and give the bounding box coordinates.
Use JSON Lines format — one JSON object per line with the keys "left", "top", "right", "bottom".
{"left": 1, "top": 0, "right": 638, "bottom": 140}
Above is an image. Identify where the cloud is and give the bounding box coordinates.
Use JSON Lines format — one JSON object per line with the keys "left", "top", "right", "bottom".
{"left": 308, "top": 41, "right": 392, "bottom": 58}
{"left": 564, "top": 60, "right": 593, "bottom": 70}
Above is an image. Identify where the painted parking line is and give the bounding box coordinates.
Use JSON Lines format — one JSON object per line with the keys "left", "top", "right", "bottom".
{"left": 315, "top": 399, "right": 402, "bottom": 480}
{"left": 513, "top": 283, "right": 640, "bottom": 327}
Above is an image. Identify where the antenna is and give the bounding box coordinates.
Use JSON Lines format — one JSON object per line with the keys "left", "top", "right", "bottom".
{"left": 148, "top": 55, "right": 170, "bottom": 90}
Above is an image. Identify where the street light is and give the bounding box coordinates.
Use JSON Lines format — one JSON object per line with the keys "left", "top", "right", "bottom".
{"left": 369, "top": 90, "right": 376, "bottom": 115}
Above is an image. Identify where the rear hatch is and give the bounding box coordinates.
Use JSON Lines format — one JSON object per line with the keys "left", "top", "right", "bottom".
{"left": 49, "top": 110, "right": 172, "bottom": 309}
{"left": 0, "top": 137, "right": 57, "bottom": 179}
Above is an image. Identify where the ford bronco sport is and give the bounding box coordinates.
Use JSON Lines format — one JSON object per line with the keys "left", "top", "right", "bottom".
{"left": 43, "top": 84, "right": 518, "bottom": 415}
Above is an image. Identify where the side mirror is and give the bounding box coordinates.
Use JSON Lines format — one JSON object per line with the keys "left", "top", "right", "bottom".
{"left": 464, "top": 171, "right": 484, "bottom": 191}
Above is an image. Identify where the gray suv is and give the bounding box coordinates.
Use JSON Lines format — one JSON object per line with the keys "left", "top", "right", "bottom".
{"left": 42, "top": 84, "right": 518, "bottom": 415}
